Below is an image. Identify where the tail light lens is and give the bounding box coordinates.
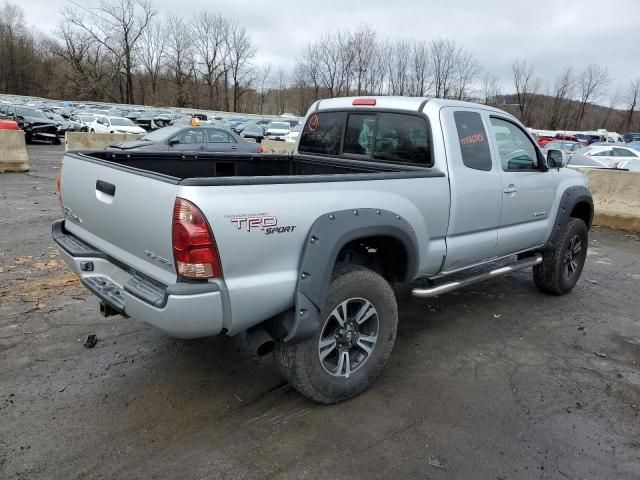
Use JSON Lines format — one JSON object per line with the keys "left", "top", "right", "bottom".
{"left": 258, "top": 145, "right": 264, "bottom": 153}
{"left": 172, "top": 198, "right": 222, "bottom": 280}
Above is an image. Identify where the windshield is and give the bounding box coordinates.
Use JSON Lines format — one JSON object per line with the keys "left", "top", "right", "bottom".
{"left": 109, "top": 117, "right": 135, "bottom": 126}
{"left": 268, "top": 122, "right": 290, "bottom": 130}
{"left": 573, "top": 146, "right": 592, "bottom": 155}
{"left": 16, "top": 107, "right": 47, "bottom": 119}
{"left": 141, "top": 126, "right": 182, "bottom": 141}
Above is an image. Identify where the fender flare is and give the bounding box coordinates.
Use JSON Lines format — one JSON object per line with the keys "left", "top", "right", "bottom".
{"left": 541, "top": 185, "right": 593, "bottom": 252}
{"left": 283, "top": 208, "right": 419, "bottom": 343}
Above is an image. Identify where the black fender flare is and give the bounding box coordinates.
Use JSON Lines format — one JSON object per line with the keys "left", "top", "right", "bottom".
{"left": 283, "top": 208, "right": 419, "bottom": 343}
{"left": 541, "top": 185, "right": 593, "bottom": 252}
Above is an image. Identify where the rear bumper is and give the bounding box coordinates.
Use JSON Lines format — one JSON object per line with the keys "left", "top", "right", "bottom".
{"left": 52, "top": 220, "right": 226, "bottom": 338}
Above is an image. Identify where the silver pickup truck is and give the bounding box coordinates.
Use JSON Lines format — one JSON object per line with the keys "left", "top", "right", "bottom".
{"left": 53, "top": 97, "right": 593, "bottom": 403}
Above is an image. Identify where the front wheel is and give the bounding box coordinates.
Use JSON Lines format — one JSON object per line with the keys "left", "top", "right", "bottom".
{"left": 275, "top": 264, "right": 398, "bottom": 404}
{"left": 534, "top": 218, "right": 588, "bottom": 295}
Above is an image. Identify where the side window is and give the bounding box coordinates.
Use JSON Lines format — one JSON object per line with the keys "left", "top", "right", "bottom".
{"left": 207, "top": 129, "right": 233, "bottom": 143}
{"left": 373, "top": 113, "right": 431, "bottom": 165}
{"left": 453, "top": 111, "right": 492, "bottom": 171}
{"left": 177, "top": 129, "right": 204, "bottom": 144}
{"left": 490, "top": 117, "right": 539, "bottom": 171}
{"left": 592, "top": 149, "right": 612, "bottom": 157}
{"left": 343, "top": 114, "right": 377, "bottom": 156}
{"left": 298, "top": 112, "right": 345, "bottom": 156}
{"left": 613, "top": 148, "right": 636, "bottom": 157}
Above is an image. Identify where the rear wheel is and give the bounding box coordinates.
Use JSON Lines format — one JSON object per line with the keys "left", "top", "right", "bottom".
{"left": 275, "top": 264, "right": 398, "bottom": 404}
{"left": 534, "top": 218, "right": 588, "bottom": 294}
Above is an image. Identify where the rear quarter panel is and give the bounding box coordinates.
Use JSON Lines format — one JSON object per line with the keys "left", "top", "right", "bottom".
{"left": 178, "top": 176, "right": 450, "bottom": 334}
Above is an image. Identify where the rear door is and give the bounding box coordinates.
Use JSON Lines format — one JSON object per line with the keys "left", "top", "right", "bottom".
{"left": 204, "top": 128, "right": 238, "bottom": 152}
{"left": 440, "top": 107, "right": 502, "bottom": 271}
{"left": 60, "top": 154, "right": 179, "bottom": 285}
{"left": 488, "top": 116, "right": 556, "bottom": 256}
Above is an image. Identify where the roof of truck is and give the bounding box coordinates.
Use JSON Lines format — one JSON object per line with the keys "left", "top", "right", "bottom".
{"left": 313, "top": 96, "right": 512, "bottom": 117}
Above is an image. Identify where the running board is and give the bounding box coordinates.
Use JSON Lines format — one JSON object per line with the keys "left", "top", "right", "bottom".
{"left": 412, "top": 253, "right": 543, "bottom": 298}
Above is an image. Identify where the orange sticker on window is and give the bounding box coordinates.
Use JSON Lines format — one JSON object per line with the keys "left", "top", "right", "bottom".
{"left": 309, "top": 114, "right": 319, "bottom": 132}
{"left": 460, "top": 133, "right": 485, "bottom": 145}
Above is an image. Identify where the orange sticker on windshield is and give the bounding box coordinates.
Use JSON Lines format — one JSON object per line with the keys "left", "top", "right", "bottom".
{"left": 309, "top": 114, "right": 319, "bottom": 132}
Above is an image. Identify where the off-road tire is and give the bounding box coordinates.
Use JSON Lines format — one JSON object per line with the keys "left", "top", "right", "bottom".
{"left": 534, "top": 218, "right": 588, "bottom": 295}
{"left": 275, "top": 264, "right": 398, "bottom": 404}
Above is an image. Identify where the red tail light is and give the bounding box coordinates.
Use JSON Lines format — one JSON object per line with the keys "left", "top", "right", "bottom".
{"left": 352, "top": 98, "right": 376, "bottom": 106}
{"left": 172, "top": 198, "right": 222, "bottom": 280}
{"left": 258, "top": 145, "right": 264, "bottom": 153}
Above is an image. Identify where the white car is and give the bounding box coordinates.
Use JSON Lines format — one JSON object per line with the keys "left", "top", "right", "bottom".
{"left": 89, "top": 116, "right": 146, "bottom": 135}
{"left": 570, "top": 145, "right": 640, "bottom": 167}
{"left": 285, "top": 124, "right": 302, "bottom": 143}
{"left": 264, "top": 121, "right": 291, "bottom": 141}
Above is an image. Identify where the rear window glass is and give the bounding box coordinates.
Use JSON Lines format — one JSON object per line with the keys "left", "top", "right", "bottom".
{"left": 298, "top": 112, "right": 345, "bottom": 155}
{"left": 453, "top": 111, "right": 492, "bottom": 171}
{"left": 344, "top": 114, "right": 377, "bottom": 156}
{"left": 373, "top": 113, "right": 430, "bottom": 164}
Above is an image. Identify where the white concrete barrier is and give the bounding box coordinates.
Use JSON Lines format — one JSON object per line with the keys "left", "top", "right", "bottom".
{"left": 0, "top": 130, "right": 29, "bottom": 172}
{"left": 65, "top": 132, "right": 142, "bottom": 151}
{"left": 261, "top": 139, "right": 294, "bottom": 155}
{"left": 582, "top": 169, "right": 640, "bottom": 231}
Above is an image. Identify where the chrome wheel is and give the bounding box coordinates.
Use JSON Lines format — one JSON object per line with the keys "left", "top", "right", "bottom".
{"left": 564, "top": 234, "right": 582, "bottom": 279}
{"left": 318, "top": 297, "right": 379, "bottom": 378}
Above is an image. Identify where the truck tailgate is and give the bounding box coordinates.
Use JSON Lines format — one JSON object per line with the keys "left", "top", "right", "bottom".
{"left": 60, "top": 154, "right": 179, "bottom": 285}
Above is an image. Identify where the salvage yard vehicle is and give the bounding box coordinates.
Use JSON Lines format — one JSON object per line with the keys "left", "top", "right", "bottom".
{"left": 89, "top": 116, "right": 146, "bottom": 135}
{"left": 106, "top": 125, "right": 261, "bottom": 153}
{"left": 53, "top": 96, "right": 593, "bottom": 404}
{"left": 4, "top": 105, "right": 60, "bottom": 144}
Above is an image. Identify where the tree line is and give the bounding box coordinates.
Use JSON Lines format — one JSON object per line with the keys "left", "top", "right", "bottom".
{"left": 1, "top": 0, "right": 639, "bottom": 132}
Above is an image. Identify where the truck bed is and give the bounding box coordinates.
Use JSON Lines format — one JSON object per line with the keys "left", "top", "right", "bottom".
{"left": 78, "top": 151, "right": 437, "bottom": 185}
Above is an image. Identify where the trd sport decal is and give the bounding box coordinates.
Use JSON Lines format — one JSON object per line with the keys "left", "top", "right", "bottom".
{"left": 227, "top": 215, "right": 296, "bottom": 235}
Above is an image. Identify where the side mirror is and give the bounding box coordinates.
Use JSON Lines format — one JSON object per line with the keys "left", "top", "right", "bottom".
{"left": 547, "top": 149, "right": 564, "bottom": 169}
{"left": 168, "top": 138, "right": 180, "bottom": 146}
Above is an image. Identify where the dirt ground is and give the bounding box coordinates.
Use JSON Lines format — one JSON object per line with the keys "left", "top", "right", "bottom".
{"left": 1, "top": 144, "right": 639, "bottom": 479}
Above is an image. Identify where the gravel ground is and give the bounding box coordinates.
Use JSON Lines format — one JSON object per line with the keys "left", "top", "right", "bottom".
{"left": 1, "top": 144, "right": 639, "bottom": 479}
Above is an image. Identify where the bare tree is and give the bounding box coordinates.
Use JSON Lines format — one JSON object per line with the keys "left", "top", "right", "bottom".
{"left": 547, "top": 66, "right": 574, "bottom": 130}
{"left": 351, "top": 25, "right": 377, "bottom": 95}
{"left": 257, "top": 64, "right": 272, "bottom": 115}
{"left": 481, "top": 71, "right": 501, "bottom": 105}
{"left": 317, "top": 33, "right": 341, "bottom": 98}
{"left": 385, "top": 39, "right": 411, "bottom": 95}
{"left": 512, "top": 60, "right": 542, "bottom": 125}
{"left": 61, "top": 0, "right": 155, "bottom": 104}
{"left": 226, "top": 23, "right": 256, "bottom": 112}
{"left": 574, "top": 64, "right": 609, "bottom": 129}
{"left": 193, "top": 12, "right": 229, "bottom": 109}
{"left": 411, "top": 40, "right": 430, "bottom": 96}
{"left": 430, "top": 39, "right": 458, "bottom": 98}
{"left": 453, "top": 48, "right": 480, "bottom": 100}
{"left": 624, "top": 79, "right": 640, "bottom": 131}
{"left": 138, "top": 18, "right": 165, "bottom": 104}
{"left": 165, "top": 15, "right": 193, "bottom": 107}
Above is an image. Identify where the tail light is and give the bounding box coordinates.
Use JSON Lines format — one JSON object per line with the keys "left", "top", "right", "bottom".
{"left": 352, "top": 98, "right": 376, "bottom": 106}
{"left": 258, "top": 145, "right": 264, "bottom": 153}
{"left": 56, "top": 169, "right": 63, "bottom": 214}
{"left": 172, "top": 198, "right": 222, "bottom": 280}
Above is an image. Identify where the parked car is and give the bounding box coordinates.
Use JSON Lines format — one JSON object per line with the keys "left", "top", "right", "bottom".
{"left": 285, "top": 124, "right": 302, "bottom": 143}
{"left": 45, "top": 112, "right": 73, "bottom": 137}
{"left": 616, "top": 159, "right": 640, "bottom": 172}
{"left": 107, "top": 125, "right": 261, "bottom": 153}
{"left": 571, "top": 145, "right": 640, "bottom": 167}
{"left": 540, "top": 140, "right": 583, "bottom": 162}
{"left": 3, "top": 105, "right": 59, "bottom": 144}
{"left": 565, "top": 155, "right": 611, "bottom": 169}
{"left": 264, "top": 121, "right": 291, "bottom": 140}
{"left": 54, "top": 96, "right": 593, "bottom": 404}
{"left": 68, "top": 114, "right": 97, "bottom": 132}
{"left": 623, "top": 132, "right": 640, "bottom": 143}
{"left": 240, "top": 124, "right": 266, "bottom": 143}
{"left": 89, "top": 116, "right": 146, "bottom": 135}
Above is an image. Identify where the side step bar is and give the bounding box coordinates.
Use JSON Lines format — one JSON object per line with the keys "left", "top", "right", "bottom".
{"left": 412, "top": 253, "right": 543, "bottom": 298}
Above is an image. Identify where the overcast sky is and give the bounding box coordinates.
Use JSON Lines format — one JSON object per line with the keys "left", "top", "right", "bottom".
{"left": 20, "top": 0, "right": 640, "bottom": 102}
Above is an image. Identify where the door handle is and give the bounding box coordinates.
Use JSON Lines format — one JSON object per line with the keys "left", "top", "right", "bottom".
{"left": 503, "top": 184, "right": 518, "bottom": 194}
{"left": 231, "top": 145, "right": 238, "bottom": 150}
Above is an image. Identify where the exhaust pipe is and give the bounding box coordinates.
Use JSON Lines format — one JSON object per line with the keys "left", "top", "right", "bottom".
{"left": 99, "top": 302, "right": 118, "bottom": 318}
{"left": 246, "top": 326, "right": 276, "bottom": 357}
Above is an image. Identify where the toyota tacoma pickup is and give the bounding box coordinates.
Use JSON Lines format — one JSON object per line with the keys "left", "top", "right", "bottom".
{"left": 53, "top": 97, "right": 593, "bottom": 404}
